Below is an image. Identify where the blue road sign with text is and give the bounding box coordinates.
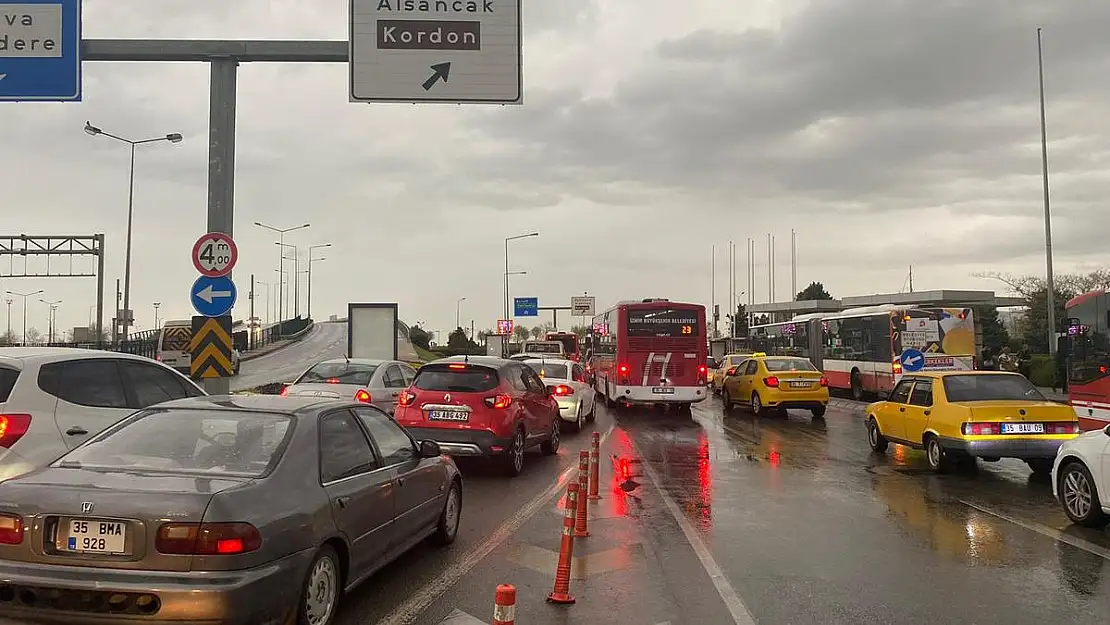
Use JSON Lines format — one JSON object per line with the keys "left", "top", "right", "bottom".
{"left": 0, "top": 0, "right": 82, "bottom": 101}
{"left": 191, "top": 275, "right": 237, "bottom": 317}
{"left": 900, "top": 348, "right": 925, "bottom": 373}
{"left": 514, "top": 297, "right": 538, "bottom": 317}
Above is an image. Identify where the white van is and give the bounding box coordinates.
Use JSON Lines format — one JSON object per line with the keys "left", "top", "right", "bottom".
{"left": 156, "top": 320, "right": 241, "bottom": 376}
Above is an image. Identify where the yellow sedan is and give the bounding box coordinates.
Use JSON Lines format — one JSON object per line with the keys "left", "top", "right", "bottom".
{"left": 865, "top": 371, "right": 1080, "bottom": 474}
{"left": 721, "top": 355, "right": 830, "bottom": 419}
{"left": 711, "top": 352, "right": 754, "bottom": 393}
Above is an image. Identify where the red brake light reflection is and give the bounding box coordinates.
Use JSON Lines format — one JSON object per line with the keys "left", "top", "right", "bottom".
{"left": 279, "top": 386, "right": 289, "bottom": 397}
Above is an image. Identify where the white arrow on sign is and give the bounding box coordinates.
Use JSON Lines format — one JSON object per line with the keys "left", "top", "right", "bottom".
{"left": 0, "top": 74, "right": 6, "bottom": 82}
{"left": 905, "top": 354, "right": 922, "bottom": 366}
{"left": 196, "top": 285, "right": 233, "bottom": 304}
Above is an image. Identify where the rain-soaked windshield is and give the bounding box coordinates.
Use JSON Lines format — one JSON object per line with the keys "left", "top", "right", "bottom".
{"left": 296, "top": 362, "right": 377, "bottom": 386}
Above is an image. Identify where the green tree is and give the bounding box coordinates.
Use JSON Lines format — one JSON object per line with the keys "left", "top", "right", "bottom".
{"left": 530, "top": 325, "right": 544, "bottom": 339}
{"left": 972, "top": 306, "right": 1010, "bottom": 355}
{"left": 513, "top": 325, "right": 531, "bottom": 343}
{"left": 570, "top": 325, "right": 589, "bottom": 338}
{"left": 726, "top": 303, "right": 749, "bottom": 338}
{"left": 447, "top": 327, "right": 469, "bottom": 350}
{"left": 0, "top": 330, "right": 16, "bottom": 346}
{"left": 24, "top": 327, "right": 43, "bottom": 345}
{"left": 409, "top": 325, "right": 432, "bottom": 350}
{"left": 796, "top": 281, "right": 834, "bottom": 301}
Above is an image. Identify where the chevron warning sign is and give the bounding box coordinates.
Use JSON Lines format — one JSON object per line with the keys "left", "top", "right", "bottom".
{"left": 189, "top": 315, "right": 234, "bottom": 379}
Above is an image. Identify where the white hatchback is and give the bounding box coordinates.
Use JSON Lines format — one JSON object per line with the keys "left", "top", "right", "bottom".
{"left": 1052, "top": 424, "right": 1110, "bottom": 529}
{"left": 0, "top": 348, "right": 207, "bottom": 481}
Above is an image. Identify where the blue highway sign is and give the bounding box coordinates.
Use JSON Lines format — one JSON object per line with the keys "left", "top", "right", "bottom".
{"left": 190, "top": 275, "right": 237, "bottom": 317}
{"left": 514, "top": 297, "right": 538, "bottom": 317}
{"left": 0, "top": 0, "right": 82, "bottom": 101}
{"left": 900, "top": 348, "right": 925, "bottom": 373}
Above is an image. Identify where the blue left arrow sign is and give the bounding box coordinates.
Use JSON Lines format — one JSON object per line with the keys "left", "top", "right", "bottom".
{"left": 191, "top": 275, "right": 237, "bottom": 317}
{"left": 0, "top": 0, "right": 83, "bottom": 102}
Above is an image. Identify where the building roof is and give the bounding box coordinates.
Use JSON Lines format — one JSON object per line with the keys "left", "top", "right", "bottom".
{"left": 746, "top": 289, "right": 1025, "bottom": 314}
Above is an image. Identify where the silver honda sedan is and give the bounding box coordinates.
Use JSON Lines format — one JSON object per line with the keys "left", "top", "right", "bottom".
{"left": 283, "top": 357, "right": 417, "bottom": 415}
{"left": 0, "top": 395, "right": 462, "bottom": 625}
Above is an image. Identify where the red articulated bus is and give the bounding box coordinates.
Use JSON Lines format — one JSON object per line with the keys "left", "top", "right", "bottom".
{"left": 544, "top": 331, "right": 582, "bottom": 362}
{"left": 1064, "top": 289, "right": 1110, "bottom": 431}
{"left": 588, "top": 299, "right": 708, "bottom": 411}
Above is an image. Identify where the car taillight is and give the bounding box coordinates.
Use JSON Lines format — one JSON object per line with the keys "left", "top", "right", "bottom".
{"left": 398, "top": 390, "right": 416, "bottom": 406}
{"left": 0, "top": 514, "right": 24, "bottom": 545}
{"left": 764, "top": 376, "right": 780, "bottom": 387}
{"left": 962, "top": 422, "right": 1001, "bottom": 435}
{"left": 155, "top": 522, "right": 262, "bottom": 555}
{"left": 484, "top": 394, "right": 513, "bottom": 409}
{"left": 449, "top": 363, "right": 467, "bottom": 370}
{"left": 553, "top": 384, "right": 573, "bottom": 396}
{"left": 279, "top": 386, "right": 289, "bottom": 397}
{"left": 1048, "top": 422, "right": 1080, "bottom": 434}
{"left": 0, "top": 414, "right": 32, "bottom": 449}
{"left": 819, "top": 377, "right": 829, "bottom": 387}
{"left": 326, "top": 378, "right": 341, "bottom": 384}
{"left": 354, "top": 389, "right": 372, "bottom": 403}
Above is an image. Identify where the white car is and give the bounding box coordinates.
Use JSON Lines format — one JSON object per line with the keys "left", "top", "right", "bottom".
{"left": 1052, "top": 424, "right": 1110, "bottom": 529}
{"left": 521, "top": 357, "right": 596, "bottom": 432}
{"left": 0, "top": 347, "right": 207, "bottom": 481}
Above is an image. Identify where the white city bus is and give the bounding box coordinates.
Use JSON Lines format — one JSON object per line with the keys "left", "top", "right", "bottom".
{"left": 748, "top": 305, "right": 978, "bottom": 400}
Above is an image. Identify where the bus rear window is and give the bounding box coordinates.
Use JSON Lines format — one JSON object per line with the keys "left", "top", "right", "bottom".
{"left": 627, "top": 308, "right": 701, "bottom": 337}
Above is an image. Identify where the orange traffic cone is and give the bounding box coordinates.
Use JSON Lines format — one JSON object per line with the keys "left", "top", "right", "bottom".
{"left": 588, "top": 431, "right": 601, "bottom": 501}
{"left": 546, "top": 481, "right": 578, "bottom": 604}
{"left": 574, "top": 450, "right": 590, "bottom": 538}
{"left": 492, "top": 584, "right": 516, "bottom": 625}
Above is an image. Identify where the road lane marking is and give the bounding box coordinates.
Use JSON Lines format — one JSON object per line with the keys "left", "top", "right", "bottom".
{"left": 376, "top": 424, "right": 614, "bottom": 625}
{"left": 630, "top": 438, "right": 757, "bottom": 625}
{"left": 960, "top": 499, "right": 1110, "bottom": 561}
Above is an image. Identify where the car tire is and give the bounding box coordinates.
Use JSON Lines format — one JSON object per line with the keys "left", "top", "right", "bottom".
{"left": 811, "top": 405, "right": 827, "bottom": 419}
{"left": 722, "top": 389, "right": 733, "bottom": 412}
{"left": 750, "top": 392, "right": 766, "bottom": 417}
{"left": 298, "top": 544, "right": 341, "bottom": 625}
{"left": 430, "top": 480, "right": 462, "bottom": 546}
{"left": 1025, "top": 458, "right": 1054, "bottom": 475}
{"left": 925, "top": 435, "right": 951, "bottom": 473}
{"left": 586, "top": 400, "right": 596, "bottom": 423}
{"left": 1058, "top": 461, "right": 1110, "bottom": 528}
{"left": 503, "top": 428, "right": 526, "bottom": 477}
{"left": 572, "top": 404, "right": 585, "bottom": 433}
{"left": 541, "top": 418, "right": 560, "bottom": 455}
{"left": 867, "top": 417, "right": 889, "bottom": 453}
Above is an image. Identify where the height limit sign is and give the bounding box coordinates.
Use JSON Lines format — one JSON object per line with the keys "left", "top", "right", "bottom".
{"left": 192, "top": 233, "right": 238, "bottom": 277}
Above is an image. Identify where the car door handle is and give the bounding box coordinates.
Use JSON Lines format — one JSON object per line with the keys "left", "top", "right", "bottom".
{"left": 65, "top": 426, "right": 88, "bottom": 436}
{"left": 335, "top": 496, "right": 350, "bottom": 509}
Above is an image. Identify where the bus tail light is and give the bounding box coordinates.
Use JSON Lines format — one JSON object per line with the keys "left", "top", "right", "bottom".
{"left": 819, "top": 377, "right": 829, "bottom": 387}
{"left": 763, "top": 376, "right": 780, "bottom": 388}
{"left": 697, "top": 365, "right": 708, "bottom": 383}
{"left": 618, "top": 364, "right": 630, "bottom": 384}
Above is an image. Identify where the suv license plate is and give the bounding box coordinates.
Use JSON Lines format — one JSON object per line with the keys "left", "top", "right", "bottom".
{"left": 428, "top": 410, "right": 469, "bottom": 422}
{"left": 1001, "top": 423, "right": 1044, "bottom": 434}
{"left": 652, "top": 387, "right": 675, "bottom": 394}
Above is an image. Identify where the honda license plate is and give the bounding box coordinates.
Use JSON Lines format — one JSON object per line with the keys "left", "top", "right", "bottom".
{"left": 789, "top": 381, "right": 810, "bottom": 388}
{"left": 428, "top": 410, "right": 468, "bottom": 422}
{"left": 652, "top": 387, "right": 675, "bottom": 394}
{"left": 1001, "top": 423, "right": 1044, "bottom": 434}
{"left": 65, "top": 518, "right": 127, "bottom": 554}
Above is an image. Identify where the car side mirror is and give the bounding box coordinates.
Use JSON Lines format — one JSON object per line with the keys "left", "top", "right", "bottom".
{"left": 419, "top": 440, "right": 441, "bottom": 458}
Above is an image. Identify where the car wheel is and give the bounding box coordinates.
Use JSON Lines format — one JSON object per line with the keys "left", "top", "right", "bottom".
{"left": 572, "top": 404, "right": 585, "bottom": 432}
{"left": 1059, "top": 462, "right": 1110, "bottom": 528}
{"left": 430, "top": 480, "right": 462, "bottom": 546}
{"left": 811, "top": 405, "right": 827, "bottom": 419}
{"left": 750, "top": 392, "right": 765, "bottom": 417}
{"left": 298, "top": 545, "right": 341, "bottom": 625}
{"left": 1025, "top": 458, "right": 1054, "bottom": 475}
{"left": 503, "top": 428, "right": 526, "bottom": 477}
{"left": 722, "top": 389, "right": 733, "bottom": 412}
{"left": 541, "top": 418, "right": 560, "bottom": 455}
{"left": 925, "top": 435, "right": 950, "bottom": 473}
{"left": 586, "top": 399, "right": 596, "bottom": 422}
{"left": 867, "top": 418, "right": 889, "bottom": 453}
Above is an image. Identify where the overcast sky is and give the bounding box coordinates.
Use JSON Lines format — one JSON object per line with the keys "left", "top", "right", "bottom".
{"left": 3, "top": 0, "right": 1109, "bottom": 339}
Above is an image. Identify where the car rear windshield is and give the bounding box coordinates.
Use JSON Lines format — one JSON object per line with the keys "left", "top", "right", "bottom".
{"left": 942, "top": 374, "right": 1046, "bottom": 402}
{"left": 297, "top": 362, "right": 377, "bottom": 386}
{"left": 527, "top": 363, "right": 569, "bottom": 380}
{"left": 53, "top": 409, "right": 293, "bottom": 478}
{"left": 763, "top": 358, "right": 817, "bottom": 372}
{"left": 549, "top": 336, "right": 578, "bottom": 355}
{"left": 523, "top": 342, "right": 563, "bottom": 354}
{"left": 414, "top": 365, "right": 500, "bottom": 392}
{"left": 0, "top": 367, "right": 18, "bottom": 402}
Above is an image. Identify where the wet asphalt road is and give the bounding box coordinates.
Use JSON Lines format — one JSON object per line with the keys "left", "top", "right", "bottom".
{"left": 230, "top": 321, "right": 347, "bottom": 391}
{"left": 320, "top": 392, "right": 1110, "bottom": 625}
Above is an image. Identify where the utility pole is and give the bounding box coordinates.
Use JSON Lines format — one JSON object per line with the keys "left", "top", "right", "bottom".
{"left": 766, "top": 233, "right": 772, "bottom": 303}
{"left": 152, "top": 302, "right": 161, "bottom": 330}
{"left": 1037, "top": 27, "right": 1058, "bottom": 355}
{"left": 249, "top": 273, "right": 256, "bottom": 351}
{"left": 790, "top": 229, "right": 797, "bottom": 299}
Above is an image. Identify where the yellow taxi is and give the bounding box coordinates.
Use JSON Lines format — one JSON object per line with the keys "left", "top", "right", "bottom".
{"left": 864, "top": 371, "right": 1080, "bottom": 474}
{"left": 721, "top": 354, "right": 830, "bottom": 419}
{"left": 710, "top": 352, "right": 754, "bottom": 393}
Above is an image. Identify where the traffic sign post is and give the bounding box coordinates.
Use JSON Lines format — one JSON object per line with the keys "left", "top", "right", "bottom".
{"left": 189, "top": 315, "right": 234, "bottom": 379}
{"left": 900, "top": 348, "right": 925, "bottom": 373}
{"left": 191, "top": 233, "right": 238, "bottom": 277}
{"left": 190, "top": 275, "right": 238, "bottom": 317}
{"left": 571, "top": 296, "right": 595, "bottom": 317}
{"left": 514, "top": 297, "right": 538, "bottom": 317}
{"left": 349, "top": 0, "right": 522, "bottom": 104}
{"left": 0, "top": 0, "right": 82, "bottom": 101}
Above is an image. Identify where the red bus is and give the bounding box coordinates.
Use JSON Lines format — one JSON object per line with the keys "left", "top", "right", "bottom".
{"left": 1064, "top": 289, "right": 1110, "bottom": 431}
{"left": 588, "top": 299, "right": 708, "bottom": 411}
{"left": 545, "top": 331, "right": 581, "bottom": 361}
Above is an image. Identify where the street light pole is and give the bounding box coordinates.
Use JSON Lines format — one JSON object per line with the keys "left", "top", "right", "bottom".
{"left": 4, "top": 298, "right": 11, "bottom": 342}
{"left": 40, "top": 299, "right": 61, "bottom": 344}
{"left": 255, "top": 222, "right": 310, "bottom": 328}
{"left": 1037, "top": 28, "right": 1058, "bottom": 355}
{"left": 456, "top": 297, "right": 466, "bottom": 330}
{"left": 6, "top": 290, "right": 43, "bottom": 345}
{"left": 152, "top": 302, "right": 161, "bottom": 330}
{"left": 503, "top": 232, "right": 539, "bottom": 322}
{"left": 84, "top": 122, "right": 182, "bottom": 343}
{"left": 307, "top": 243, "right": 331, "bottom": 320}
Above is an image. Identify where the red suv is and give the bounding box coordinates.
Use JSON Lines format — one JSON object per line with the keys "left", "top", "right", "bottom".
{"left": 394, "top": 356, "right": 561, "bottom": 476}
